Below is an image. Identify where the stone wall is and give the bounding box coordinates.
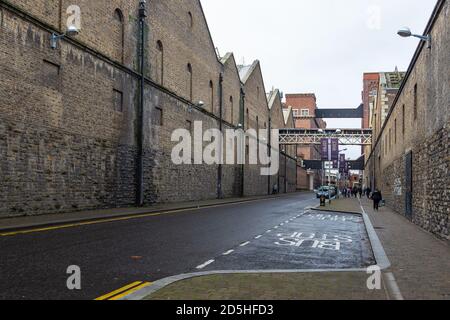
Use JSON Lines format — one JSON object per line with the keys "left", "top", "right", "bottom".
{"left": 365, "top": 0, "right": 449, "bottom": 241}
{"left": 0, "top": 0, "right": 298, "bottom": 217}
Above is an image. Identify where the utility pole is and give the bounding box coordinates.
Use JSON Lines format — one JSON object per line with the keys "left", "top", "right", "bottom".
{"left": 136, "top": 0, "right": 147, "bottom": 207}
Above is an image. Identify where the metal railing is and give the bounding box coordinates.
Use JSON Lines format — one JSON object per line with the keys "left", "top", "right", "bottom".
{"left": 279, "top": 128, "right": 373, "bottom": 146}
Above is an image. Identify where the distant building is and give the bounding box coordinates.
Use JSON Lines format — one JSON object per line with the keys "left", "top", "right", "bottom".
{"left": 285, "top": 93, "right": 327, "bottom": 189}
{"left": 362, "top": 70, "right": 406, "bottom": 187}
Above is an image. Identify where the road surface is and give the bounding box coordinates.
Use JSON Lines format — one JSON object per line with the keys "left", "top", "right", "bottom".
{"left": 0, "top": 193, "right": 374, "bottom": 300}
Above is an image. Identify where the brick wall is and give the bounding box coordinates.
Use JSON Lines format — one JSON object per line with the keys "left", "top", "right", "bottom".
{"left": 0, "top": 0, "right": 298, "bottom": 217}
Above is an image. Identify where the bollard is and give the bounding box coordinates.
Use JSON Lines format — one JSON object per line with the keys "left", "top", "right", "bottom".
{"left": 320, "top": 195, "right": 326, "bottom": 207}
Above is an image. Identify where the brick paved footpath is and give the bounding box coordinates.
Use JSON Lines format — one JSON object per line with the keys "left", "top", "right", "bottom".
{"left": 141, "top": 197, "right": 450, "bottom": 300}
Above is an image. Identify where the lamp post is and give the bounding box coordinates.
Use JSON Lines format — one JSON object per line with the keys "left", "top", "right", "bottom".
{"left": 397, "top": 27, "right": 432, "bottom": 49}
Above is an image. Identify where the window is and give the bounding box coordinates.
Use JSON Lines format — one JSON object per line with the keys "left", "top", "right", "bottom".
{"left": 187, "top": 63, "right": 193, "bottom": 101}
{"left": 113, "top": 9, "right": 125, "bottom": 63}
{"left": 413, "top": 83, "right": 418, "bottom": 120}
{"left": 402, "top": 104, "right": 405, "bottom": 135}
{"left": 209, "top": 80, "right": 214, "bottom": 113}
{"left": 246, "top": 108, "right": 249, "bottom": 129}
{"left": 188, "top": 12, "right": 193, "bottom": 28}
{"left": 186, "top": 120, "right": 192, "bottom": 132}
{"left": 42, "top": 60, "right": 60, "bottom": 89}
{"left": 293, "top": 109, "right": 300, "bottom": 117}
{"left": 394, "top": 119, "right": 397, "bottom": 144}
{"left": 153, "top": 107, "right": 163, "bottom": 126}
{"left": 230, "top": 96, "right": 234, "bottom": 124}
{"left": 156, "top": 40, "right": 164, "bottom": 85}
{"left": 301, "top": 109, "right": 310, "bottom": 117}
{"left": 389, "top": 129, "right": 392, "bottom": 151}
{"left": 257, "top": 86, "right": 260, "bottom": 100}
{"left": 113, "top": 89, "right": 123, "bottom": 112}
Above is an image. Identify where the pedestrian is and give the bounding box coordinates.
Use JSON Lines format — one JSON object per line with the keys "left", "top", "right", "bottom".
{"left": 366, "top": 187, "right": 372, "bottom": 199}
{"left": 358, "top": 187, "right": 363, "bottom": 198}
{"left": 372, "top": 189, "right": 382, "bottom": 211}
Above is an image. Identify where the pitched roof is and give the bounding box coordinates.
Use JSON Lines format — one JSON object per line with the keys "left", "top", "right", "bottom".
{"left": 237, "top": 60, "right": 259, "bottom": 83}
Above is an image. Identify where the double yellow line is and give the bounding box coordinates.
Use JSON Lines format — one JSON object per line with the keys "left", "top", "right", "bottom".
{"left": 95, "top": 281, "right": 152, "bottom": 300}
{"left": 0, "top": 198, "right": 273, "bottom": 237}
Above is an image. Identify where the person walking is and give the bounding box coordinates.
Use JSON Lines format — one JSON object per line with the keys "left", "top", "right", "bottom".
{"left": 366, "top": 187, "right": 371, "bottom": 199}
{"left": 372, "top": 189, "right": 382, "bottom": 211}
{"left": 358, "top": 187, "right": 363, "bottom": 199}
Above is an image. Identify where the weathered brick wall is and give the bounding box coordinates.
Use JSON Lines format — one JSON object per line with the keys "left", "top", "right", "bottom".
{"left": 0, "top": 6, "right": 139, "bottom": 216}
{"left": 0, "top": 0, "right": 297, "bottom": 217}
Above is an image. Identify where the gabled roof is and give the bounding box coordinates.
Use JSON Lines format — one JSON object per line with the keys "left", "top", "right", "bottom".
{"left": 283, "top": 107, "right": 293, "bottom": 126}
{"left": 237, "top": 60, "right": 259, "bottom": 84}
{"left": 267, "top": 89, "right": 280, "bottom": 110}
{"left": 220, "top": 52, "right": 242, "bottom": 81}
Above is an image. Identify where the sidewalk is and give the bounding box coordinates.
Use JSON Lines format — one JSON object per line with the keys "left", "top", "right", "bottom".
{"left": 140, "top": 197, "right": 450, "bottom": 300}
{"left": 0, "top": 192, "right": 308, "bottom": 232}
{"left": 316, "top": 197, "right": 450, "bottom": 300}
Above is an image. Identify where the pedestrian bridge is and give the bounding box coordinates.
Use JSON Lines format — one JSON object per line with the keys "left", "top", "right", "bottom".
{"left": 279, "top": 128, "right": 373, "bottom": 146}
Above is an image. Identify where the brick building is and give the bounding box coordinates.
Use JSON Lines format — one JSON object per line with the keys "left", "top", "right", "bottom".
{"left": 285, "top": 93, "right": 327, "bottom": 189}
{"left": 362, "top": 70, "right": 406, "bottom": 187}
{"left": 0, "top": 0, "right": 297, "bottom": 217}
{"left": 365, "top": 0, "right": 449, "bottom": 241}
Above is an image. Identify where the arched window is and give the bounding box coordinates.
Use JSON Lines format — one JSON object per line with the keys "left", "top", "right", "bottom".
{"left": 187, "top": 63, "right": 193, "bottom": 101}
{"left": 246, "top": 108, "right": 249, "bottom": 129}
{"left": 188, "top": 11, "right": 194, "bottom": 28}
{"left": 156, "top": 40, "right": 164, "bottom": 85}
{"left": 230, "top": 96, "right": 234, "bottom": 124}
{"left": 209, "top": 80, "right": 214, "bottom": 113}
{"left": 113, "top": 9, "right": 125, "bottom": 63}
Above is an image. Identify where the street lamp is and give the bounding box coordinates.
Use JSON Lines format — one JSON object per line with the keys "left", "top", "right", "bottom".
{"left": 50, "top": 25, "right": 80, "bottom": 49}
{"left": 397, "top": 27, "right": 431, "bottom": 48}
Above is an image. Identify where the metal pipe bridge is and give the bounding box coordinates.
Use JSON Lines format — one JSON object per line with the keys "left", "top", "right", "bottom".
{"left": 279, "top": 128, "right": 373, "bottom": 146}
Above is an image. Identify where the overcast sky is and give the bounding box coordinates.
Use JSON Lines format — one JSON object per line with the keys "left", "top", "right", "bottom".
{"left": 202, "top": 0, "right": 437, "bottom": 159}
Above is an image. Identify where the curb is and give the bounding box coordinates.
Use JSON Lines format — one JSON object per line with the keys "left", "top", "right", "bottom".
{"left": 121, "top": 268, "right": 368, "bottom": 301}
{"left": 0, "top": 192, "right": 310, "bottom": 234}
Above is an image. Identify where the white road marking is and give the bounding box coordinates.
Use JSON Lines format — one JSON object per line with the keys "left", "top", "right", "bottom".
{"left": 196, "top": 260, "right": 215, "bottom": 269}
{"left": 255, "top": 235, "right": 262, "bottom": 239}
{"left": 240, "top": 241, "right": 250, "bottom": 247}
{"left": 222, "top": 250, "right": 234, "bottom": 256}
{"left": 267, "top": 230, "right": 272, "bottom": 233}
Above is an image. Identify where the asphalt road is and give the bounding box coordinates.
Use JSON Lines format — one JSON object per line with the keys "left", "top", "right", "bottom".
{"left": 0, "top": 193, "right": 372, "bottom": 300}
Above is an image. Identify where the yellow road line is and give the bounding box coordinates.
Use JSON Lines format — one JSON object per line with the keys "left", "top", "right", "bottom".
{"left": 108, "top": 282, "right": 152, "bottom": 300}
{"left": 0, "top": 198, "right": 274, "bottom": 237}
{"left": 95, "top": 281, "right": 144, "bottom": 301}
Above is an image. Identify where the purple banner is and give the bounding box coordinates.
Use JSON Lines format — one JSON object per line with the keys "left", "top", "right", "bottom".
{"left": 331, "top": 139, "right": 339, "bottom": 161}
{"left": 320, "top": 139, "right": 329, "bottom": 161}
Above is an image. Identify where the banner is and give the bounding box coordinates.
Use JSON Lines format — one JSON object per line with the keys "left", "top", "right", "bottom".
{"left": 331, "top": 139, "right": 339, "bottom": 161}
{"left": 320, "top": 139, "right": 329, "bottom": 161}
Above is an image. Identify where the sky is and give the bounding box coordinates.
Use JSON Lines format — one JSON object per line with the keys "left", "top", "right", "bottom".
{"left": 201, "top": 0, "right": 437, "bottom": 159}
